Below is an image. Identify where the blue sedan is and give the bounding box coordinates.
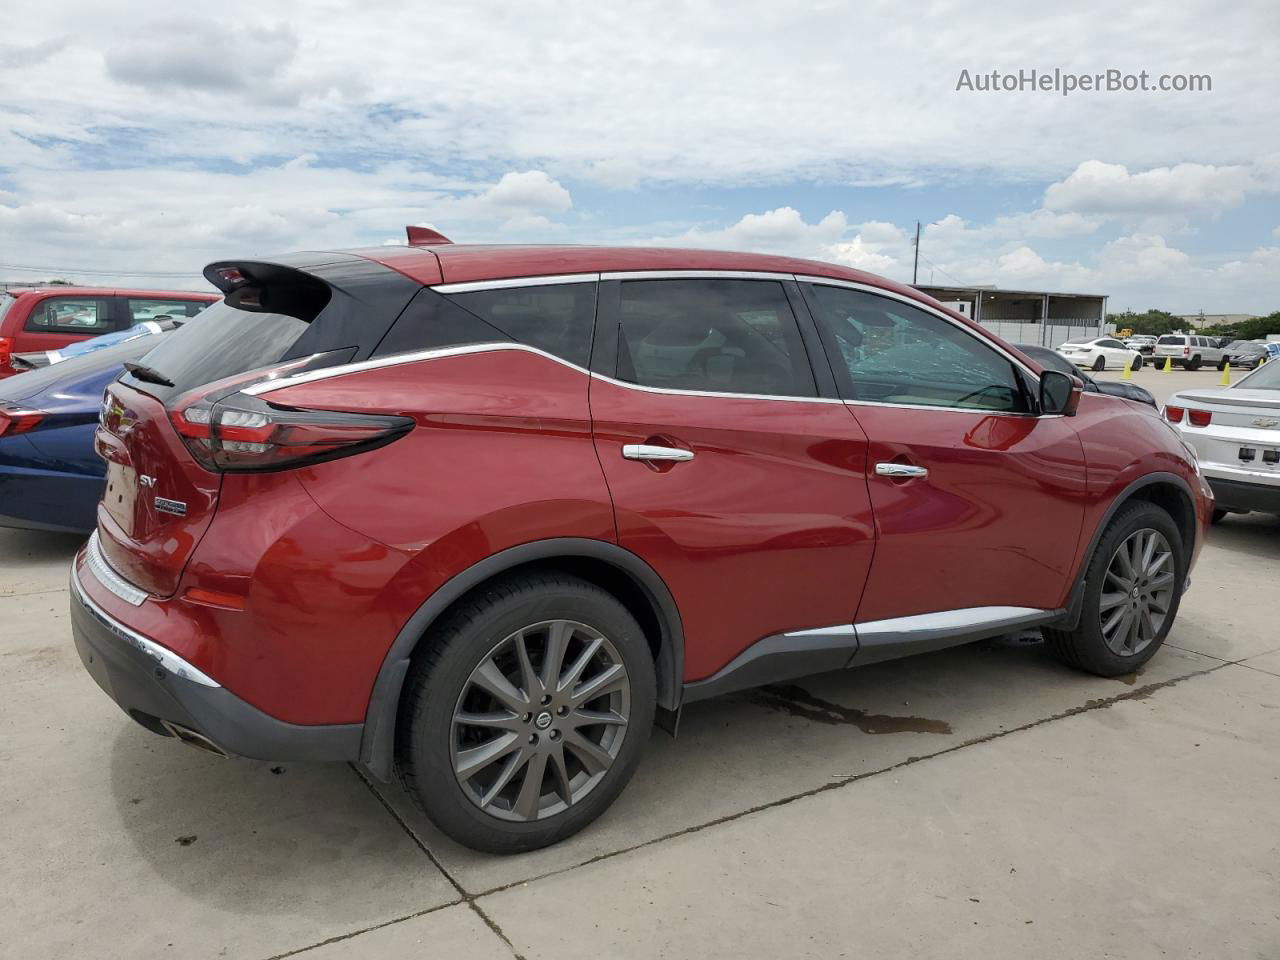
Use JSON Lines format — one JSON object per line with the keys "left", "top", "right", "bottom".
{"left": 0, "top": 331, "right": 172, "bottom": 534}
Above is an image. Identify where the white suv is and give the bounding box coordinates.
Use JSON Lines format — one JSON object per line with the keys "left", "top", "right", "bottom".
{"left": 1153, "top": 334, "right": 1227, "bottom": 371}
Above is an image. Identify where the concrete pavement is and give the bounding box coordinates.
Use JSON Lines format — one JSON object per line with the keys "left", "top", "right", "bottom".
{"left": 2, "top": 422, "right": 1278, "bottom": 957}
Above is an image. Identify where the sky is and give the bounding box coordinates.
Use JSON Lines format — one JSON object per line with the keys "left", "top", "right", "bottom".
{"left": 2, "top": 0, "right": 1279, "bottom": 314}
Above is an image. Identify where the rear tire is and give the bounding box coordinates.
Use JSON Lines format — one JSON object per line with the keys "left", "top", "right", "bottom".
{"left": 1187, "top": 355, "right": 1202, "bottom": 370}
{"left": 1211, "top": 508, "right": 1229, "bottom": 525}
{"left": 1217, "top": 357, "right": 1229, "bottom": 371}
{"left": 1093, "top": 356, "right": 1106, "bottom": 372}
{"left": 1043, "top": 501, "right": 1185, "bottom": 677}
{"left": 1131, "top": 355, "right": 1142, "bottom": 371}
{"left": 395, "top": 572, "right": 655, "bottom": 854}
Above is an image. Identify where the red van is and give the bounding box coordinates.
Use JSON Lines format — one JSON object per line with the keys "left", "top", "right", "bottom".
{"left": 0, "top": 287, "right": 219, "bottom": 378}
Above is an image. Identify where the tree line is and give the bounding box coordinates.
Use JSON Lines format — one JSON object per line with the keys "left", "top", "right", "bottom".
{"left": 1106, "top": 309, "right": 1280, "bottom": 340}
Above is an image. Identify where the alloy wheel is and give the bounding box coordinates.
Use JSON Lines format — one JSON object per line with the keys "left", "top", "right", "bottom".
{"left": 1099, "top": 528, "right": 1176, "bottom": 656}
{"left": 450, "top": 620, "right": 631, "bottom": 822}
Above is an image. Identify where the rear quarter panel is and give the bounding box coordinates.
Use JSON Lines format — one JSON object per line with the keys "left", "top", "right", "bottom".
{"left": 187, "top": 348, "right": 619, "bottom": 722}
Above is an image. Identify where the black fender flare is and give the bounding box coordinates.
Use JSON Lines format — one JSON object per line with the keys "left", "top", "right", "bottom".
{"left": 358, "top": 537, "right": 684, "bottom": 780}
{"left": 1056, "top": 471, "right": 1197, "bottom": 631}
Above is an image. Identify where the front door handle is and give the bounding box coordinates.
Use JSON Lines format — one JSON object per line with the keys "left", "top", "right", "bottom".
{"left": 875, "top": 462, "right": 928, "bottom": 479}
{"left": 623, "top": 444, "right": 695, "bottom": 463}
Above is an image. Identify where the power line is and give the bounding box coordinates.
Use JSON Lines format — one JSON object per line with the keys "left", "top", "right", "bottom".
{"left": 915, "top": 252, "right": 965, "bottom": 287}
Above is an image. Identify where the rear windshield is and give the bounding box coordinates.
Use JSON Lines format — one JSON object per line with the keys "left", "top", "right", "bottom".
{"left": 129, "top": 301, "right": 309, "bottom": 398}
{"left": 1157, "top": 336, "right": 1185, "bottom": 345}
{"left": 1063, "top": 338, "right": 1093, "bottom": 345}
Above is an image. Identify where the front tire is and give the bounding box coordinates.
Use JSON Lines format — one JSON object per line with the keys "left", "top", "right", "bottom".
{"left": 1187, "top": 355, "right": 1203, "bottom": 370}
{"left": 1043, "top": 501, "right": 1185, "bottom": 677}
{"left": 396, "top": 572, "right": 656, "bottom": 854}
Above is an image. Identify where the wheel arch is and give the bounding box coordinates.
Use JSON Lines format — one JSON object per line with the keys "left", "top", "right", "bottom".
{"left": 1057, "top": 472, "right": 1197, "bottom": 631}
{"left": 358, "top": 538, "right": 684, "bottom": 780}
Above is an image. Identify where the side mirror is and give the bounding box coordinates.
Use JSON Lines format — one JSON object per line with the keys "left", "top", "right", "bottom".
{"left": 1040, "top": 370, "right": 1082, "bottom": 416}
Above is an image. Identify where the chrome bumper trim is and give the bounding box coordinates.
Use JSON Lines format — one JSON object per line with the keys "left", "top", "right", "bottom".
{"left": 71, "top": 569, "right": 220, "bottom": 688}
{"left": 83, "top": 531, "right": 147, "bottom": 606}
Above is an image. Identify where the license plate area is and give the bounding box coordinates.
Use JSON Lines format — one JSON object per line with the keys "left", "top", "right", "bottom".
{"left": 102, "top": 462, "right": 139, "bottom": 536}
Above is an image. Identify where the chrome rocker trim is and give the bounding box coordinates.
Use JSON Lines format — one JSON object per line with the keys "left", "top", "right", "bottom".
{"left": 682, "top": 605, "right": 1060, "bottom": 703}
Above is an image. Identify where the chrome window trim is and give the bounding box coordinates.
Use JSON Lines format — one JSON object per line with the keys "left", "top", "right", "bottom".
{"left": 247, "top": 340, "right": 846, "bottom": 405}
{"left": 84, "top": 531, "right": 146, "bottom": 606}
{"left": 72, "top": 570, "right": 221, "bottom": 688}
{"left": 591, "top": 372, "right": 843, "bottom": 405}
{"left": 600, "top": 269, "right": 797, "bottom": 282}
{"left": 431, "top": 273, "right": 600, "bottom": 294}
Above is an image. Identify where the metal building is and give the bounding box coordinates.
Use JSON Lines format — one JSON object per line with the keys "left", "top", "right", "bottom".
{"left": 914, "top": 284, "right": 1109, "bottom": 346}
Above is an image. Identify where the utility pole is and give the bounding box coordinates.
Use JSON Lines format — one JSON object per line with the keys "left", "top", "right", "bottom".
{"left": 912, "top": 221, "right": 921, "bottom": 285}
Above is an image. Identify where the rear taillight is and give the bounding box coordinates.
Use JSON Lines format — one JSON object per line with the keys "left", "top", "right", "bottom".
{"left": 1187, "top": 409, "right": 1212, "bottom": 427}
{"left": 1164, "top": 405, "right": 1184, "bottom": 423}
{"left": 0, "top": 401, "right": 44, "bottom": 436}
{"left": 169, "top": 391, "right": 412, "bottom": 471}
{"left": 0, "top": 336, "right": 12, "bottom": 372}
{"left": 1183, "top": 346, "right": 1190, "bottom": 356}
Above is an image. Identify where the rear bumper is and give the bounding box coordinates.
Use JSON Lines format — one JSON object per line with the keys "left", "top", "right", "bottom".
{"left": 70, "top": 565, "right": 361, "bottom": 762}
{"left": 1205, "top": 476, "right": 1280, "bottom": 514}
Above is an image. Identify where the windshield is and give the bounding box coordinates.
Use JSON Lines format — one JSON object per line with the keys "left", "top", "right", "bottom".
{"left": 1226, "top": 341, "right": 1262, "bottom": 353}
{"left": 1238, "top": 361, "right": 1280, "bottom": 390}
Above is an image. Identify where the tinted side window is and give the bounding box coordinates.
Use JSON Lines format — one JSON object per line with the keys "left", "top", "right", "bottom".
{"left": 445, "top": 283, "right": 596, "bottom": 367}
{"left": 806, "top": 284, "right": 1028, "bottom": 412}
{"left": 24, "top": 296, "right": 113, "bottom": 334}
{"left": 374, "top": 283, "right": 596, "bottom": 366}
{"left": 373, "top": 287, "right": 511, "bottom": 358}
{"left": 128, "top": 298, "right": 208, "bottom": 322}
{"left": 615, "top": 279, "right": 816, "bottom": 397}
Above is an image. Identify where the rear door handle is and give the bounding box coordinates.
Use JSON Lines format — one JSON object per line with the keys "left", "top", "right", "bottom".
{"left": 875, "top": 462, "right": 928, "bottom": 479}
{"left": 623, "top": 444, "right": 695, "bottom": 463}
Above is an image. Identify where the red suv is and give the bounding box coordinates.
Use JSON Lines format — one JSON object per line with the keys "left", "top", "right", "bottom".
{"left": 0, "top": 286, "right": 219, "bottom": 378}
{"left": 71, "top": 237, "right": 1212, "bottom": 852}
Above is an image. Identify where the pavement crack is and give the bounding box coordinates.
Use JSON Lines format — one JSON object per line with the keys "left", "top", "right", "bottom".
{"left": 258, "top": 900, "right": 461, "bottom": 960}
{"left": 472, "top": 661, "right": 1231, "bottom": 900}
{"left": 348, "top": 765, "right": 526, "bottom": 959}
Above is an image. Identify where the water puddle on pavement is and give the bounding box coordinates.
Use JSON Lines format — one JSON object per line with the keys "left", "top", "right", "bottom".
{"left": 745, "top": 683, "right": 952, "bottom": 735}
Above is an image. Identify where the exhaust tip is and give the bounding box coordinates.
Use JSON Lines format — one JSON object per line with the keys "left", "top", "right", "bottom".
{"left": 159, "top": 720, "right": 231, "bottom": 758}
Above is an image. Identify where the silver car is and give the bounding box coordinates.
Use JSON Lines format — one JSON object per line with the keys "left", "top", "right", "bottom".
{"left": 1153, "top": 334, "right": 1227, "bottom": 371}
{"left": 1165, "top": 360, "right": 1280, "bottom": 521}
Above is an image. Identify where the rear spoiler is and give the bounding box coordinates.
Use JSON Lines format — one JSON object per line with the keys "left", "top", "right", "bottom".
{"left": 405, "top": 226, "right": 451, "bottom": 246}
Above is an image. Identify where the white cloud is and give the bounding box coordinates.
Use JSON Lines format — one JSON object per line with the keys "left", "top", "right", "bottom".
{"left": 104, "top": 22, "right": 301, "bottom": 103}
{"left": 1044, "top": 161, "right": 1256, "bottom": 217}
{"left": 651, "top": 207, "right": 848, "bottom": 257}
{"left": 479, "top": 171, "right": 572, "bottom": 215}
